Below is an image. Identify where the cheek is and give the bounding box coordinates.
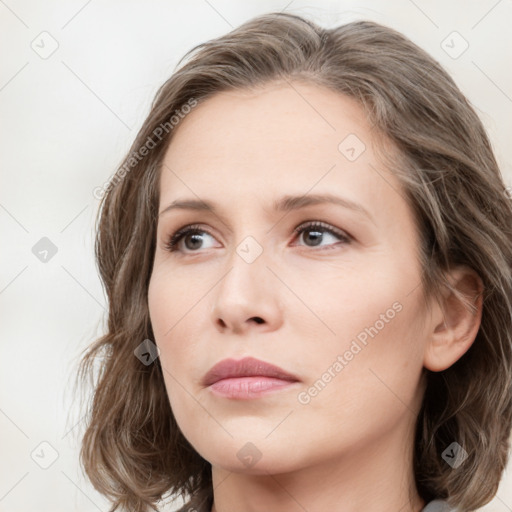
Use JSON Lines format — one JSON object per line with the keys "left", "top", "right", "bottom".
{"left": 303, "top": 256, "right": 419, "bottom": 340}
{"left": 148, "top": 274, "right": 197, "bottom": 425}
{"left": 300, "top": 260, "right": 427, "bottom": 397}
{"left": 148, "top": 267, "right": 207, "bottom": 381}
{"left": 147, "top": 265, "right": 200, "bottom": 339}
{"left": 148, "top": 271, "right": 187, "bottom": 382}
{"left": 147, "top": 274, "right": 169, "bottom": 339}
{"left": 298, "top": 298, "right": 426, "bottom": 450}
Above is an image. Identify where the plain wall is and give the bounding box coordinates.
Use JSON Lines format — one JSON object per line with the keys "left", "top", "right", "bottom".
{"left": 1, "top": 0, "right": 511, "bottom": 510}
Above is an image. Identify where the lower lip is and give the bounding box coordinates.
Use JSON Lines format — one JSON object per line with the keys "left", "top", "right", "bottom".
{"left": 208, "top": 376, "right": 298, "bottom": 399}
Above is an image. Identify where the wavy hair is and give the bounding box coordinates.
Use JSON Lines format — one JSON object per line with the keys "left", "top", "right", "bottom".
{"left": 74, "top": 11, "right": 512, "bottom": 512}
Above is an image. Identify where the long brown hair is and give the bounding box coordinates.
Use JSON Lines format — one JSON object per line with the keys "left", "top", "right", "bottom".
{"left": 74, "top": 12, "right": 512, "bottom": 511}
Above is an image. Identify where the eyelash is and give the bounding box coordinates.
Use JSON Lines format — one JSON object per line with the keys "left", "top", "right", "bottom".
{"left": 164, "top": 221, "right": 352, "bottom": 254}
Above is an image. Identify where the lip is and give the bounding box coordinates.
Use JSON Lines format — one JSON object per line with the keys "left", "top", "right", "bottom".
{"left": 208, "top": 376, "right": 298, "bottom": 399}
{"left": 202, "top": 356, "right": 300, "bottom": 387}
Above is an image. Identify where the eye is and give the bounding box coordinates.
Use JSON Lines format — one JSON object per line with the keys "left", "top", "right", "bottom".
{"left": 164, "top": 220, "right": 352, "bottom": 255}
{"left": 293, "top": 221, "right": 352, "bottom": 249}
{"left": 164, "top": 224, "right": 218, "bottom": 253}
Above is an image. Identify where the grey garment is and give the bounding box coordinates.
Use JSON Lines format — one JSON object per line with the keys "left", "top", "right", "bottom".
{"left": 422, "top": 500, "right": 457, "bottom": 512}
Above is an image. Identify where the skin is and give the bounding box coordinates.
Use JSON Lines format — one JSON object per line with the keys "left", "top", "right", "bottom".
{"left": 147, "top": 81, "right": 483, "bottom": 512}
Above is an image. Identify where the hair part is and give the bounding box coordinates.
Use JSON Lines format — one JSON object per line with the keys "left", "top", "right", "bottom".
{"left": 74, "top": 12, "right": 512, "bottom": 511}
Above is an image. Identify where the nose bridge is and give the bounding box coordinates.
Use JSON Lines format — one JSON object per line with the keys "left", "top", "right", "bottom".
{"left": 219, "top": 214, "right": 271, "bottom": 287}
{"left": 210, "top": 234, "right": 282, "bottom": 332}
{"left": 217, "top": 238, "right": 269, "bottom": 305}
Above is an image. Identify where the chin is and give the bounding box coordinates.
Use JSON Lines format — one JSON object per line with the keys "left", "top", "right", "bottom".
{"left": 200, "top": 438, "right": 301, "bottom": 475}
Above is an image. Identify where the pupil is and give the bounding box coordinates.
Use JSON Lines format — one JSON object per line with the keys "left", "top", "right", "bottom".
{"left": 305, "top": 230, "right": 322, "bottom": 246}
{"left": 186, "top": 233, "right": 203, "bottom": 250}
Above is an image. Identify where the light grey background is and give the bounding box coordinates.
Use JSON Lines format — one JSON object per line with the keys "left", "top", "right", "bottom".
{"left": 1, "top": 1, "right": 511, "bottom": 511}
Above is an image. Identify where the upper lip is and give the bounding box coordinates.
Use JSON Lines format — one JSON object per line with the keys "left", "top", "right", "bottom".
{"left": 202, "top": 356, "right": 300, "bottom": 386}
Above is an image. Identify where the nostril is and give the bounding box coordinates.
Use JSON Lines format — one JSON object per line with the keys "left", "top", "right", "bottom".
{"left": 251, "top": 317, "right": 264, "bottom": 324}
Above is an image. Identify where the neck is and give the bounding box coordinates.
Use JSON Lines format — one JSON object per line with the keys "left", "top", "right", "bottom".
{"left": 209, "top": 414, "right": 425, "bottom": 512}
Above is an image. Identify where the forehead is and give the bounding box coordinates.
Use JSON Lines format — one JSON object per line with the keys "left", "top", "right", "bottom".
{"left": 158, "top": 82, "right": 409, "bottom": 229}
{"left": 163, "top": 82, "right": 370, "bottom": 175}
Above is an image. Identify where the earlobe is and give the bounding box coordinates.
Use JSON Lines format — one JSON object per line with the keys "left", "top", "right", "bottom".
{"left": 423, "top": 266, "right": 484, "bottom": 372}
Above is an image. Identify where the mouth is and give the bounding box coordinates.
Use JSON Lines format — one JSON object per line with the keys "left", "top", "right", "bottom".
{"left": 202, "top": 356, "right": 300, "bottom": 400}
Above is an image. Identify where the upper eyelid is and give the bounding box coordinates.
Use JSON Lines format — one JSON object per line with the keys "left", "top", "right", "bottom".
{"left": 169, "top": 220, "right": 346, "bottom": 238}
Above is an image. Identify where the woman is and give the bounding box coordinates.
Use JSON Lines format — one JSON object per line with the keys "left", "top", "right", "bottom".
{"left": 76, "top": 12, "right": 512, "bottom": 512}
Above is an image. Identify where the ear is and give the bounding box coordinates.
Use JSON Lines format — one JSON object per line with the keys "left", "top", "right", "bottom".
{"left": 423, "top": 265, "right": 484, "bottom": 372}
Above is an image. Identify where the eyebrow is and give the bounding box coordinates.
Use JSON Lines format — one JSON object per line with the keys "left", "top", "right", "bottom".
{"left": 158, "top": 193, "right": 374, "bottom": 222}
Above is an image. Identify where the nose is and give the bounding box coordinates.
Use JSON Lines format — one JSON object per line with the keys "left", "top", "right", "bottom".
{"left": 210, "top": 247, "right": 284, "bottom": 335}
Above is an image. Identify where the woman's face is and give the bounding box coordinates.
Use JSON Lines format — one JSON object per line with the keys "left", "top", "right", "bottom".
{"left": 148, "top": 82, "right": 431, "bottom": 474}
